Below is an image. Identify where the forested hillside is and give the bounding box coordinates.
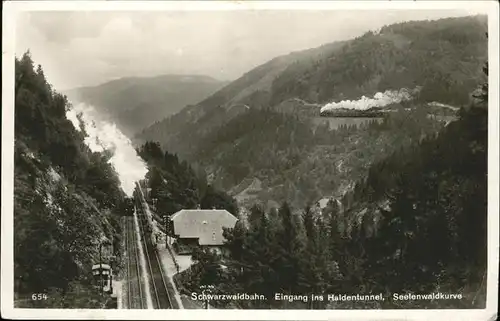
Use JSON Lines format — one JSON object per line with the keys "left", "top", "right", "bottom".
{"left": 136, "top": 15, "right": 487, "bottom": 156}
{"left": 269, "top": 16, "right": 486, "bottom": 106}
{"left": 137, "top": 141, "right": 238, "bottom": 218}
{"left": 65, "top": 74, "right": 228, "bottom": 136}
{"left": 133, "top": 15, "right": 487, "bottom": 210}
{"left": 14, "top": 52, "right": 128, "bottom": 308}
{"left": 133, "top": 41, "right": 346, "bottom": 148}
{"left": 194, "top": 105, "right": 446, "bottom": 209}
{"left": 181, "top": 60, "right": 489, "bottom": 309}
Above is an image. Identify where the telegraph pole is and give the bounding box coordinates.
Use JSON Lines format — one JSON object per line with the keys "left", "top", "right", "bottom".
{"left": 109, "top": 255, "right": 116, "bottom": 294}
{"left": 99, "top": 242, "right": 103, "bottom": 295}
{"left": 163, "top": 215, "right": 168, "bottom": 248}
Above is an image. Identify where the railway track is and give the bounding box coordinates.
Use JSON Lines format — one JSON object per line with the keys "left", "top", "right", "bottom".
{"left": 136, "top": 205, "right": 176, "bottom": 309}
{"left": 125, "top": 217, "right": 145, "bottom": 309}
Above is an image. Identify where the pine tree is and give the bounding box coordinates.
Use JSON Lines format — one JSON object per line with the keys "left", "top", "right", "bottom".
{"left": 247, "top": 203, "right": 265, "bottom": 229}
{"left": 325, "top": 199, "right": 342, "bottom": 262}
{"left": 302, "top": 203, "right": 315, "bottom": 241}
{"left": 275, "top": 202, "right": 304, "bottom": 294}
{"left": 191, "top": 247, "right": 223, "bottom": 287}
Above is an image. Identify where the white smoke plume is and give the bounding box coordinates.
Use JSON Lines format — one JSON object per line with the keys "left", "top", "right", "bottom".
{"left": 66, "top": 103, "right": 148, "bottom": 196}
{"left": 320, "top": 88, "right": 420, "bottom": 113}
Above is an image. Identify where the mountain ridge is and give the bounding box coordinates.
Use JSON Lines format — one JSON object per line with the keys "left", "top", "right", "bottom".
{"left": 68, "top": 74, "right": 225, "bottom": 92}
{"left": 135, "top": 15, "right": 487, "bottom": 160}
{"left": 64, "top": 74, "right": 229, "bottom": 136}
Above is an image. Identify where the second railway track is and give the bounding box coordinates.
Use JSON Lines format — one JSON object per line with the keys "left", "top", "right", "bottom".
{"left": 125, "top": 217, "right": 145, "bottom": 309}
{"left": 136, "top": 205, "right": 176, "bottom": 309}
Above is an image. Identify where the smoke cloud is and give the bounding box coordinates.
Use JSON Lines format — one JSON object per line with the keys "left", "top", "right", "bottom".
{"left": 320, "top": 88, "right": 420, "bottom": 113}
{"left": 66, "top": 103, "right": 148, "bottom": 196}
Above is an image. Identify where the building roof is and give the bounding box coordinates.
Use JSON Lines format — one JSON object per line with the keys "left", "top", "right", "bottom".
{"left": 171, "top": 209, "right": 238, "bottom": 246}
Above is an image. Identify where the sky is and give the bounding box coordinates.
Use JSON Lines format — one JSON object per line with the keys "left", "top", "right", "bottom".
{"left": 15, "top": 8, "right": 483, "bottom": 91}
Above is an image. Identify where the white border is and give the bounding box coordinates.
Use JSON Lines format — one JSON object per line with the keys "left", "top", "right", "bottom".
{"left": 2, "top": 1, "right": 499, "bottom": 320}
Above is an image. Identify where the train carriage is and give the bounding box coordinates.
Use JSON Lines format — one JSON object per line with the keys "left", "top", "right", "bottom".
{"left": 92, "top": 263, "right": 113, "bottom": 293}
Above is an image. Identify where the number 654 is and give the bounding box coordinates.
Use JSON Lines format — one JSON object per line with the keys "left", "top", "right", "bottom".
{"left": 31, "top": 293, "right": 48, "bottom": 300}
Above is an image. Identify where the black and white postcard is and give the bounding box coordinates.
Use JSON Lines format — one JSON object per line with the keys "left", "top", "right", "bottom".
{"left": 2, "top": 1, "right": 499, "bottom": 320}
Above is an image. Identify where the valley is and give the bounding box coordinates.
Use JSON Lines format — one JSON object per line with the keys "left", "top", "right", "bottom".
{"left": 134, "top": 15, "right": 485, "bottom": 211}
